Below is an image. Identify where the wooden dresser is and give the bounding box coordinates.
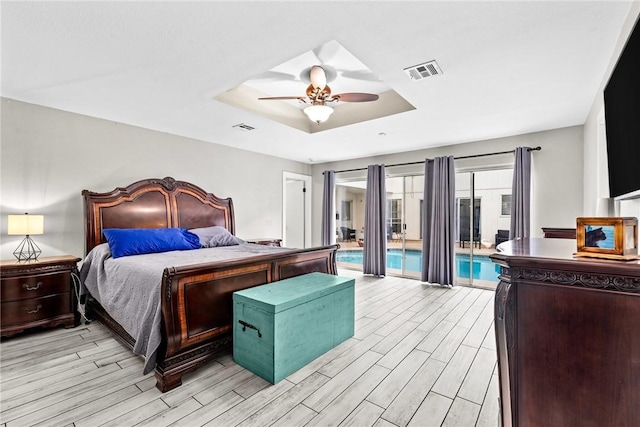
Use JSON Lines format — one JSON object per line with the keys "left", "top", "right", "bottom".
{"left": 1, "top": 255, "right": 81, "bottom": 337}
{"left": 490, "top": 239, "right": 640, "bottom": 427}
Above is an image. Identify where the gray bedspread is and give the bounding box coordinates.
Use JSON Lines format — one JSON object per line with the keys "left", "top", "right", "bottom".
{"left": 79, "top": 242, "right": 293, "bottom": 374}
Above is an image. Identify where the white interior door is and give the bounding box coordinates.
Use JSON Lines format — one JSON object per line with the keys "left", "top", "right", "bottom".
{"left": 286, "top": 180, "right": 305, "bottom": 248}
{"left": 283, "top": 172, "right": 311, "bottom": 248}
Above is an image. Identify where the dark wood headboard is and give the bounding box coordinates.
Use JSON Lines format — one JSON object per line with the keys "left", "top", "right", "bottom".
{"left": 82, "top": 177, "right": 235, "bottom": 254}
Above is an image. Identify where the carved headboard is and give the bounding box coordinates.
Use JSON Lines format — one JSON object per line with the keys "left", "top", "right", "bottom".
{"left": 82, "top": 177, "right": 235, "bottom": 254}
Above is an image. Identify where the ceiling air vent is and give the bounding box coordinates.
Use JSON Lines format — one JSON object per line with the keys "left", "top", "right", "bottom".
{"left": 404, "top": 60, "right": 442, "bottom": 81}
{"left": 232, "top": 123, "right": 255, "bottom": 131}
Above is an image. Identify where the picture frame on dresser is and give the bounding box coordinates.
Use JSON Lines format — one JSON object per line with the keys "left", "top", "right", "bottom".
{"left": 575, "top": 217, "right": 638, "bottom": 260}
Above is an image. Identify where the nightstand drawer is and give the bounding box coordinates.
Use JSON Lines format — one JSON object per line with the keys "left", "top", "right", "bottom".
{"left": 1, "top": 271, "right": 71, "bottom": 301}
{"left": 1, "top": 293, "right": 71, "bottom": 326}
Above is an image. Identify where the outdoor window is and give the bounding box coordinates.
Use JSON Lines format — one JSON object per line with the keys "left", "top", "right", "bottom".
{"left": 341, "top": 200, "right": 352, "bottom": 221}
{"left": 387, "top": 199, "right": 402, "bottom": 233}
{"left": 501, "top": 194, "right": 512, "bottom": 216}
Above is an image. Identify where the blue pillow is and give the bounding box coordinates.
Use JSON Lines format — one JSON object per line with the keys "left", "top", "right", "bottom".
{"left": 103, "top": 228, "right": 201, "bottom": 258}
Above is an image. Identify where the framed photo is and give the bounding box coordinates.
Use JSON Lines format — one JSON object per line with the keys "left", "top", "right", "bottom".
{"left": 575, "top": 217, "right": 638, "bottom": 260}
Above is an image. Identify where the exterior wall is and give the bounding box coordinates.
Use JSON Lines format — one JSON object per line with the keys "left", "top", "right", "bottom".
{"left": 402, "top": 180, "right": 423, "bottom": 241}
{"left": 0, "top": 99, "right": 310, "bottom": 259}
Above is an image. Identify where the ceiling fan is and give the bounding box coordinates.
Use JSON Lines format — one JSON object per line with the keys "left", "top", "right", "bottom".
{"left": 258, "top": 65, "right": 379, "bottom": 124}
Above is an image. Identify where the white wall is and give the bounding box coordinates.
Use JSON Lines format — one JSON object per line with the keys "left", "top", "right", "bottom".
{"left": 583, "top": 2, "right": 640, "bottom": 218}
{"left": 312, "top": 126, "right": 584, "bottom": 246}
{"left": 0, "top": 99, "right": 310, "bottom": 259}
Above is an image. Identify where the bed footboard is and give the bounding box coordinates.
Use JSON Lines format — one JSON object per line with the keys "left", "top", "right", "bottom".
{"left": 156, "top": 245, "right": 338, "bottom": 392}
{"left": 86, "top": 245, "right": 338, "bottom": 392}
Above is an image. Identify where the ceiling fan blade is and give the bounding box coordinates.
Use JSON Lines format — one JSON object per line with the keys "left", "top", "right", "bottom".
{"left": 258, "top": 96, "right": 305, "bottom": 101}
{"left": 332, "top": 93, "right": 379, "bottom": 102}
{"left": 312, "top": 41, "right": 341, "bottom": 64}
{"left": 340, "top": 70, "right": 381, "bottom": 82}
{"left": 247, "top": 71, "right": 299, "bottom": 83}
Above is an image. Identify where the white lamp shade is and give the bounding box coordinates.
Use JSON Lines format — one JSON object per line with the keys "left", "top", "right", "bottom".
{"left": 8, "top": 214, "right": 44, "bottom": 235}
{"left": 309, "top": 66, "right": 327, "bottom": 90}
{"left": 304, "top": 105, "right": 334, "bottom": 124}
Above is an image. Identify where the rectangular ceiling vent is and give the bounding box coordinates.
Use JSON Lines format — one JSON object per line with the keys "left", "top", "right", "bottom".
{"left": 232, "top": 123, "right": 255, "bottom": 131}
{"left": 404, "top": 60, "right": 442, "bottom": 81}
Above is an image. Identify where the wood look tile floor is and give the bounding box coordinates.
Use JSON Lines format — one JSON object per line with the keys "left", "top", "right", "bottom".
{"left": 0, "top": 270, "right": 499, "bottom": 427}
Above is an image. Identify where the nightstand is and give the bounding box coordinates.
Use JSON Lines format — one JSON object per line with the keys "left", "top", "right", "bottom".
{"left": 1, "top": 255, "right": 81, "bottom": 338}
{"left": 245, "top": 238, "right": 283, "bottom": 247}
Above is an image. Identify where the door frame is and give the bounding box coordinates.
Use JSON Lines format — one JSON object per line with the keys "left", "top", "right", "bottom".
{"left": 282, "top": 171, "right": 312, "bottom": 248}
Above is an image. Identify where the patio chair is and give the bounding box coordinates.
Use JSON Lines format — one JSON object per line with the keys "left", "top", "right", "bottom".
{"left": 340, "top": 226, "right": 356, "bottom": 242}
{"left": 495, "top": 229, "right": 509, "bottom": 246}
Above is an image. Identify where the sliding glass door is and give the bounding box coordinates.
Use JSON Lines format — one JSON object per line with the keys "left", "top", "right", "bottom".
{"left": 455, "top": 168, "right": 513, "bottom": 289}
{"left": 334, "top": 168, "right": 509, "bottom": 288}
{"left": 335, "top": 181, "right": 365, "bottom": 247}
{"left": 455, "top": 173, "right": 474, "bottom": 286}
{"left": 385, "top": 175, "right": 424, "bottom": 279}
{"left": 334, "top": 174, "right": 424, "bottom": 278}
{"left": 334, "top": 180, "right": 366, "bottom": 271}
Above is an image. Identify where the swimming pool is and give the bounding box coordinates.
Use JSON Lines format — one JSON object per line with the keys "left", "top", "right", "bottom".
{"left": 337, "top": 249, "right": 500, "bottom": 282}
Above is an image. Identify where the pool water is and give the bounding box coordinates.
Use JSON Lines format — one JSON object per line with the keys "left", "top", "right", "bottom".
{"left": 337, "top": 249, "right": 500, "bottom": 282}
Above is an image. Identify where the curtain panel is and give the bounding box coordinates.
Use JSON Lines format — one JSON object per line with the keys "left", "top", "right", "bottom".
{"left": 321, "top": 170, "right": 336, "bottom": 246}
{"left": 363, "top": 165, "right": 387, "bottom": 276}
{"left": 421, "top": 156, "right": 456, "bottom": 286}
{"left": 510, "top": 147, "right": 532, "bottom": 239}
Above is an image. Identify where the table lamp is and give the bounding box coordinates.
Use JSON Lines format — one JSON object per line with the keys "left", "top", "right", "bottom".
{"left": 8, "top": 213, "right": 44, "bottom": 261}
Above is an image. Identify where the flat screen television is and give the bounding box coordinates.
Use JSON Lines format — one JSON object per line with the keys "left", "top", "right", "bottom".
{"left": 604, "top": 15, "right": 640, "bottom": 200}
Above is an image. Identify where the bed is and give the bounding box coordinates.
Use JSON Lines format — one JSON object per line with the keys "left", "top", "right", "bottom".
{"left": 80, "top": 176, "right": 338, "bottom": 392}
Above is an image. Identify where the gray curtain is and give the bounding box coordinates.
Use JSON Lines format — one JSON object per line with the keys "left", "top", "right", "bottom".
{"left": 321, "top": 170, "right": 336, "bottom": 246}
{"left": 421, "top": 156, "right": 456, "bottom": 286}
{"left": 510, "top": 147, "right": 532, "bottom": 239}
{"left": 363, "top": 164, "right": 387, "bottom": 276}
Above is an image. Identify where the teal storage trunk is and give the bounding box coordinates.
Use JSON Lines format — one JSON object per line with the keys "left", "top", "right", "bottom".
{"left": 232, "top": 272, "right": 355, "bottom": 384}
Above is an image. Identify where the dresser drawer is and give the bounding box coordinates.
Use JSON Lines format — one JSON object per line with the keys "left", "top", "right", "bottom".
{"left": 1, "top": 271, "right": 71, "bottom": 301}
{"left": 1, "top": 293, "right": 71, "bottom": 326}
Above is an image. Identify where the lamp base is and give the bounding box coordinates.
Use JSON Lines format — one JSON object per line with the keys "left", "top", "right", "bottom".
{"left": 13, "top": 236, "right": 42, "bottom": 262}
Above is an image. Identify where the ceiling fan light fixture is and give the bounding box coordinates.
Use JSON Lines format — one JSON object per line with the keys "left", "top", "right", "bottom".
{"left": 304, "top": 104, "right": 333, "bottom": 124}
{"left": 309, "top": 65, "right": 327, "bottom": 89}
